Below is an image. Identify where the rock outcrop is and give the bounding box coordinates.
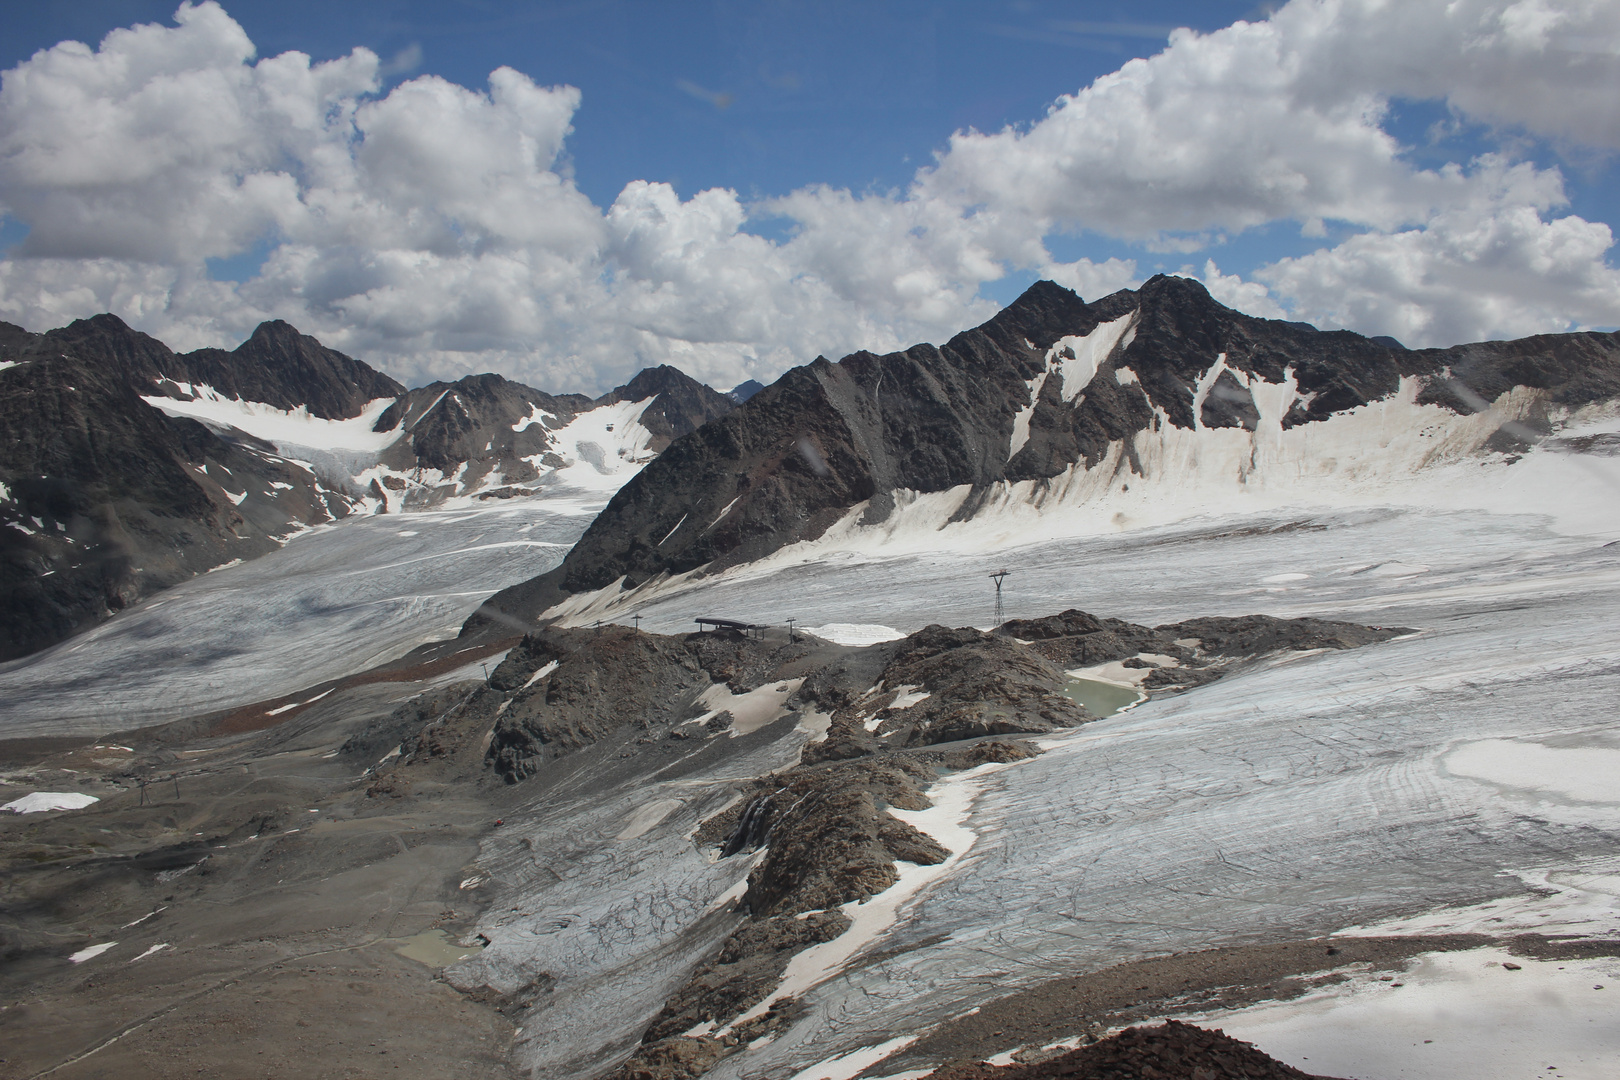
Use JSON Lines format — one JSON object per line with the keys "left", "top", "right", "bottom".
{"left": 368, "top": 365, "right": 733, "bottom": 509}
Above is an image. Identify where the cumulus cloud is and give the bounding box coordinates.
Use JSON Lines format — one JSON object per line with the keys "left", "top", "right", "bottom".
{"left": 1192, "top": 261, "right": 1287, "bottom": 321}
{"left": 0, "top": 3, "right": 1009, "bottom": 390}
{"left": 0, "top": 0, "right": 1615, "bottom": 392}
{"left": 1261, "top": 192, "right": 1620, "bottom": 346}
{"left": 1040, "top": 256, "right": 1140, "bottom": 302}
{"left": 1287, "top": 0, "right": 1620, "bottom": 151}
{"left": 0, "top": 2, "right": 374, "bottom": 263}
{"left": 916, "top": 0, "right": 1611, "bottom": 243}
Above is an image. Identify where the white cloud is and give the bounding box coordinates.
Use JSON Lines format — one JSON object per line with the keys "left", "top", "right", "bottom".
{"left": 1190, "top": 260, "right": 1287, "bottom": 320}
{"left": 1284, "top": 0, "right": 1620, "bottom": 151}
{"left": 915, "top": 0, "right": 1614, "bottom": 245}
{"left": 0, "top": 3, "right": 1005, "bottom": 391}
{"left": 1039, "top": 256, "right": 1140, "bottom": 302}
{"left": 0, "top": 2, "right": 375, "bottom": 262}
{"left": 0, "top": 0, "right": 1616, "bottom": 395}
{"left": 1260, "top": 198, "right": 1620, "bottom": 346}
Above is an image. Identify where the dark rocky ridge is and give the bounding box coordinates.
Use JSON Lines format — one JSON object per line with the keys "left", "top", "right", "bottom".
{"left": 444, "top": 608, "right": 1396, "bottom": 788}
{"left": 467, "top": 276, "right": 1620, "bottom": 634}
{"left": 33, "top": 314, "right": 403, "bottom": 420}
{"left": 726, "top": 379, "right": 765, "bottom": 403}
{"left": 922, "top": 1020, "right": 1345, "bottom": 1080}
{"left": 0, "top": 317, "right": 393, "bottom": 660}
{"left": 371, "top": 374, "right": 596, "bottom": 497}
{"left": 595, "top": 365, "right": 737, "bottom": 451}
{"left": 157, "top": 318, "right": 407, "bottom": 418}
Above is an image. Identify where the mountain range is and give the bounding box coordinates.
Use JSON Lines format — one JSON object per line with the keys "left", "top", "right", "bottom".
{"left": 0, "top": 316, "right": 733, "bottom": 661}
{"left": 10, "top": 274, "right": 1619, "bottom": 662}
{"left": 465, "top": 274, "right": 1620, "bottom": 636}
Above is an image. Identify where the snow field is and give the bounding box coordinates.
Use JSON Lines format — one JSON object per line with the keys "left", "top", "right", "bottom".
{"left": 141, "top": 389, "right": 402, "bottom": 454}
{"left": 143, "top": 381, "right": 666, "bottom": 511}
{"left": 0, "top": 500, "right": 603, "bottom": 734}
{"left": 699, "top": 506, "right": 1620, "bottom": 1080}
{"left": 1204, "top": 947, "right": 1620, "bottom": 1080}
{"left": 2, "top": 792, "right": 100, "bottom": 813}
{"left": 542, "top": 378, "right": 1620, "bottom": 631}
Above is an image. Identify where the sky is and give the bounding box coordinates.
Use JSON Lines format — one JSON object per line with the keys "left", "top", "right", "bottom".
{"left": 1, "top": 1, "right": 1617, "bottom": 395}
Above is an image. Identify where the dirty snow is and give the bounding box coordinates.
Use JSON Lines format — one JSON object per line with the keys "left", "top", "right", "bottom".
{"left": 67, "top": 942, "right": 117, "bottom": 963}
{"left": 3, "top": 792, "right": 99, "bottom": 814}
{"left": 803, "top": 624, "right": 907, "bottom": 646}
{"left": 1205, "top": 947, "right": 1620, "bottom": 1080}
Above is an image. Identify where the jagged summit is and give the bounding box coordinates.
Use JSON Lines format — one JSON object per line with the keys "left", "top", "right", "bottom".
{"left": 595, "top": 364, "right": 736, "bottom": 449}
{"left": 465, "top": 277, "right": 1620, "bottom": 635}
{"left": 727, "top": 378, "right": 765, "bottom": 403}
{"left": 179, "top": 319, "right": 406, "bottom": 419}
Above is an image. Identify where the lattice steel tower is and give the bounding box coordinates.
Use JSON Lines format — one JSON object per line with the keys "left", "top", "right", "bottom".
{"left": 989, "top": 569, "right": 1012, "bottom": 626}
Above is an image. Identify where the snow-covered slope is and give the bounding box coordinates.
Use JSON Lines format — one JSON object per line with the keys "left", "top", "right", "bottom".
{"left": 141, "top": 381, "right": 676, "bottom": 512}
{"left": 141, "top": 388, "right": 403, "bottom": 456}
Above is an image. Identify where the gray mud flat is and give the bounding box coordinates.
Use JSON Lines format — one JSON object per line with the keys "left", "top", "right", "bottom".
{"left": 0, "top": 684, "right": 524, "bottom": 1080}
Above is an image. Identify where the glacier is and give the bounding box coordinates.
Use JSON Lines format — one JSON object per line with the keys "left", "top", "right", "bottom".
{"left": 5, "top": 372, "right": 1619, "bottom": 1079}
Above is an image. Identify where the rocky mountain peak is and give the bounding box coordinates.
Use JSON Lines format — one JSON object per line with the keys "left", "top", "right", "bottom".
{"left": 596, "top": 364, "right": 736, "bottom": 448}
{"left": 0, "top": 320, "right": 34, "bottom": 359}
{"left": 190, "top": 319, "right": 405, "bottom": 420}
{"left": 242, "top": 318, "right": 303, "bottom": 348}
{"left": 727, "top": 378, "right": 765, "bottom": 403}
{"left": 39, "top": 313, "right": 178, "bottom": 379}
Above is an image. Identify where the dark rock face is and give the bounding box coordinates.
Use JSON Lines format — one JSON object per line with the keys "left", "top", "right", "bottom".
{"left": 866, "top": 625, "right": 1088, "bottom": 747}
{"left": 476, "top": 610, "right": 1403, "bottom": 789}
{"left": 471, "top": 275, "right": 1620, "bottom": 630}
{"left": 372, "top": 373, "right": 592, "bottom": 489}
{"left": 596, "top": 365, "right": 737, "bottom": 451}
{"left": 45, "top": 314, "right": 402, "bottom": 420}
{"left": 726, "top": 379, "right": 765, "bottom": 403}
{"left": 482, "top": 624, "right": 816, "bottom": 783}
{"left": 0, "top": 316, "right": 397, "bottom": 660}
{"left": 924, "top": 1019, "right": 1341, "bottom": 1080}
{"left": 163, "top": 319, "right": 405, "bottom": 419}
{"left": 998, "top": 608, "right": 1409, "bottom": 692}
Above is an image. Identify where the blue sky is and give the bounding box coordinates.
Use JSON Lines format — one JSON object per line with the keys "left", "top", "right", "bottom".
{"left": 3, "top": 3, "right": 1258, "bottom": 209}
{"left": 1, "top": 1, "right": 1617, "bottom": 392}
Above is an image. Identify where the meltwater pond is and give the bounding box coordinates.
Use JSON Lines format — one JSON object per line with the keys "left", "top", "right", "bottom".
{"left": 1061, "top": 677, "right": 1143, "bottom": 717}
{"left": 0, "top": 499, "right": 601, "bottom": 738}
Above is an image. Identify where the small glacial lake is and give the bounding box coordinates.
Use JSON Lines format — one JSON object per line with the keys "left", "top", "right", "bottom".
{"left": 1061, "top": 677, "right": 1144, "bottom": 717}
